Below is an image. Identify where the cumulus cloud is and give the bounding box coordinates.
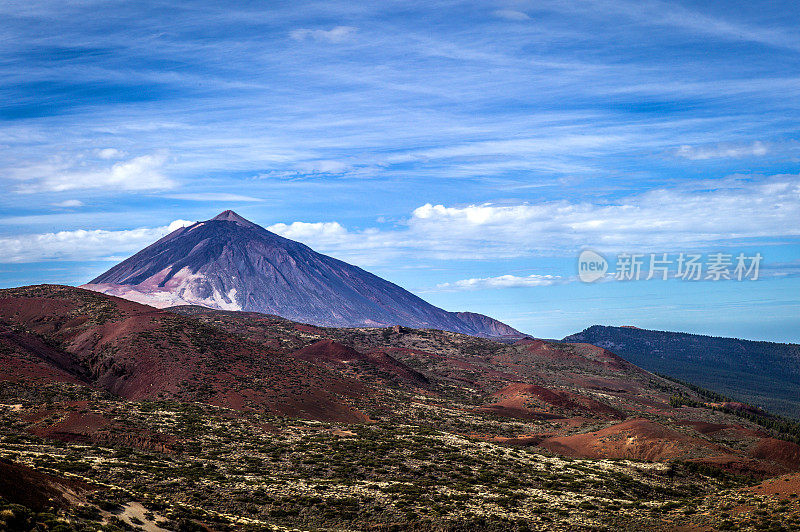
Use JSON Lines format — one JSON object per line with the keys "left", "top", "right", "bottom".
{"left": 267, "top": 173, "right": 800, "bottom": 262}
{"left": 290, "top": 26, "right": 357, "bottom": 43}
{"left": 674, "top": 141, "right": 769, "bottom": 160}
{"left": 0, "top": 219, "right": 193, "bottom": 263}
{"left": 407, "top": 174, "right": 800, "bottom": 252}
{"left": 167, "top": 219, "right": 195, "bottom": 232}
{"left": 50, "top": 200, "right": 84, "bottom": 208}
{"left": 13, "top": 152, "right": 175, "bottom": 193}
{"left": 268, "top": 221, "right": 349, "bottom": 244}
{"left": 437, "top": 274, "right": 561, "bottom": 291}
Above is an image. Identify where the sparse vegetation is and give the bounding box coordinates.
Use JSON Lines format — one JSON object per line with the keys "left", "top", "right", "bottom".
{"left": 1, "top": 285, "right": 799, "bottom": 531}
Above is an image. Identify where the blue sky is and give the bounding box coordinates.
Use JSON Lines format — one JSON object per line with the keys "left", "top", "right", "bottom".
{"left": 1, "top": 0, "right": 799, "bottom": 341}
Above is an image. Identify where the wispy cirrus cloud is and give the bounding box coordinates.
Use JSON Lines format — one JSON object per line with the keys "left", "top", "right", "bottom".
{"left": 674, "top": 141, "right": 769, "bottom": 160}
{"left": 12, "top": 152, "right": 174, "bottom": 194}
{"left": 163, "top": 193, "right": 263, "bottom": 202}
{"left": 492, "top": 10, "right": 530, "bottom": 21}
{"left": 1, "top": 0, "right": 798, "bottom": 340}
{"left": 50, "top": 199, "right": 84, "bottom": 208}
{"left": 290, "top": 26, "right": 357, "bottom": 43}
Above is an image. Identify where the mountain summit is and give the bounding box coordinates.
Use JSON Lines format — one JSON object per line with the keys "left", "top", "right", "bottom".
{"left": 82, "top": 211, "right": 523, "bottom": 338}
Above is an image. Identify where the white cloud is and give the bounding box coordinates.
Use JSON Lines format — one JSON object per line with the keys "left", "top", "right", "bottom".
{"left": 266, "top": 173, "right": 800, "bottom": 263}
{"left": 0, "top": 219, "right": 193, "bottom": 263}
{"left": 163, "top": 193, "right": 263, "bottom": 202}
{"left": 50, "top": 200, "right": 84, "bottom": 208}
{"left": 674, "top": 141, "right": 769, "bottom": 160}
{"left": 167, "top": 219, "right": 195, "bottom": 232}
{"left": 268, "top": 221, "right": 349, "bottom": 244}
{"left": 290, "top": 26, "right": 357, "bottom": 43}
{"left": 13, "top": 152, "right": 175, "bottom": 193}
{"left": 95, "top": 148, "right": 126, "bottom": 160}
{"left": 406, "top": 175, "right": 800, "bottom": 253}
{"left": 296, "top": 160, "right": 352, "bottom": 174}
{"left": 492, "top": 9, "right": 531, "bottom": 21}
{"left": 437, "top": 274, "right": 561, "bottom": 291}
{"left": 4, "top": 174, "right": 798, "bottom": 267}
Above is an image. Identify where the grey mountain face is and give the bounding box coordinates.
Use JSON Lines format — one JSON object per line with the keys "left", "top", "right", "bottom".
{"left": 82, "top": 211, "right": 523, "bottom": 338}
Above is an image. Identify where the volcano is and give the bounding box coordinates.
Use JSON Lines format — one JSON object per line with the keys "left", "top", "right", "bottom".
{"left": 82, "top": 210, "right": 522, "bottom": 338}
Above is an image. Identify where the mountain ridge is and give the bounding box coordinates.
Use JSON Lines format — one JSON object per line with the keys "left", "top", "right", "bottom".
{"left": 564, "top": 324, "right": 800, "bottom": 418}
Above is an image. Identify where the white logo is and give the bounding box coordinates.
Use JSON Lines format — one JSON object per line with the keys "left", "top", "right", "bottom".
{"left": 578, "top": 250, "right": 607, "bottom": 282}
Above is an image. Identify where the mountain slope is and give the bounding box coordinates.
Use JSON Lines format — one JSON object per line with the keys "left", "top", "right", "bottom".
{"left": 564, "top": 325, "right": 800, "bottom": 418}
{"left": 82, "top": 210, "right": 523, "bottom": 338}
{"left": 0, "top": 285, "right": 367, "bottom": 422}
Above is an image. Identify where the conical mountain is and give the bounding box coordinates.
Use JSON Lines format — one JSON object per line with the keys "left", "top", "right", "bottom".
{"left": 82, "top": 211, "right": 523, "bottom": 338}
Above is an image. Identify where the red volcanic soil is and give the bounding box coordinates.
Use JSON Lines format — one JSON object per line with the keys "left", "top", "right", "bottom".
{"left": 27, "top": 410, "right": 111, "bottom": 442}
{"left": 478, "top": 382, "right": 622, "bottom": 420}
{"left": 24, "top": 408, "right": 177, "bottom": 452}
{"left": 690, "top": 454, "right": 788, "bottom": 478}
{"left": 510, "top": 339, "right": 635, "bottom": 372}
{"left": 291, "top": 339, "right": 428, "bottom": 385}
{"left": 0, "top": 326, "right": 89, "bottom": 382}
{"left": 558, "top": 343, "right": 634, "bottom": 371}
{"left": 469, "top": 433, "right": 559, "bottom": 446}
{"left": 513, "top": 338, "right": 547, "bottom": 349}
{"left": 293, "top": 339, "right": 366, "bottom": 363}
{"left": 540, "top": 418, "right": 728, "bottom": 461}
{"left": 0, "top": 353, "right": 85, "bottom": 386}
{"left": 477, "top": 404, "right": 564, "bottom": 421}
{"left": 742, "top": 472, "right": 800, "bottom": 498}
{"left": 676, "top": 419, "right": 768, "bottom": 438}
{"left": 677, "top": 420, "right": 738, "bottom": 435}
{"left": 0, "top": 459, "right": 94, "bottom": 511}
{"left": 705, "top": 402, "right": 768, "bottom": 416}
{"left": 379, "top": 346, "right": 520, "bottom": 384}
{"left": 749, "top": 438, "right": 800, "bottom": 470}
{"left": 0, "top": 285, "right": 369, "bottom": 423}
{"left": 364, "top": 350, "right": 429, "bottom": 384}
{"left": 294, "top": 324, "right": 325, "bottom": 334}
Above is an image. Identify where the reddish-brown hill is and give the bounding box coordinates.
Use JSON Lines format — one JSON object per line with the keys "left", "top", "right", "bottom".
{"left": 4, "top": 287, "right": 797, "bottom": 479}
{"left": 0, "top": 285, "right": 366, "bottom": 422}
{"left": 291, "top": 339, "right": 429, "bottom": 385}
{"left": 539, "top": 418, "right": 729, "bottom": 461}
{"left": 0, "top": 459, "right": 93, "bottom": 511}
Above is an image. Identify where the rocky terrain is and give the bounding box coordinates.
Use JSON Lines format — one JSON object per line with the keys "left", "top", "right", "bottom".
{"left": 1, "top": 285, "right": 799, "bottom": 531}
{"left": 82, "top": 211, "right": 523, "bottom": 339}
